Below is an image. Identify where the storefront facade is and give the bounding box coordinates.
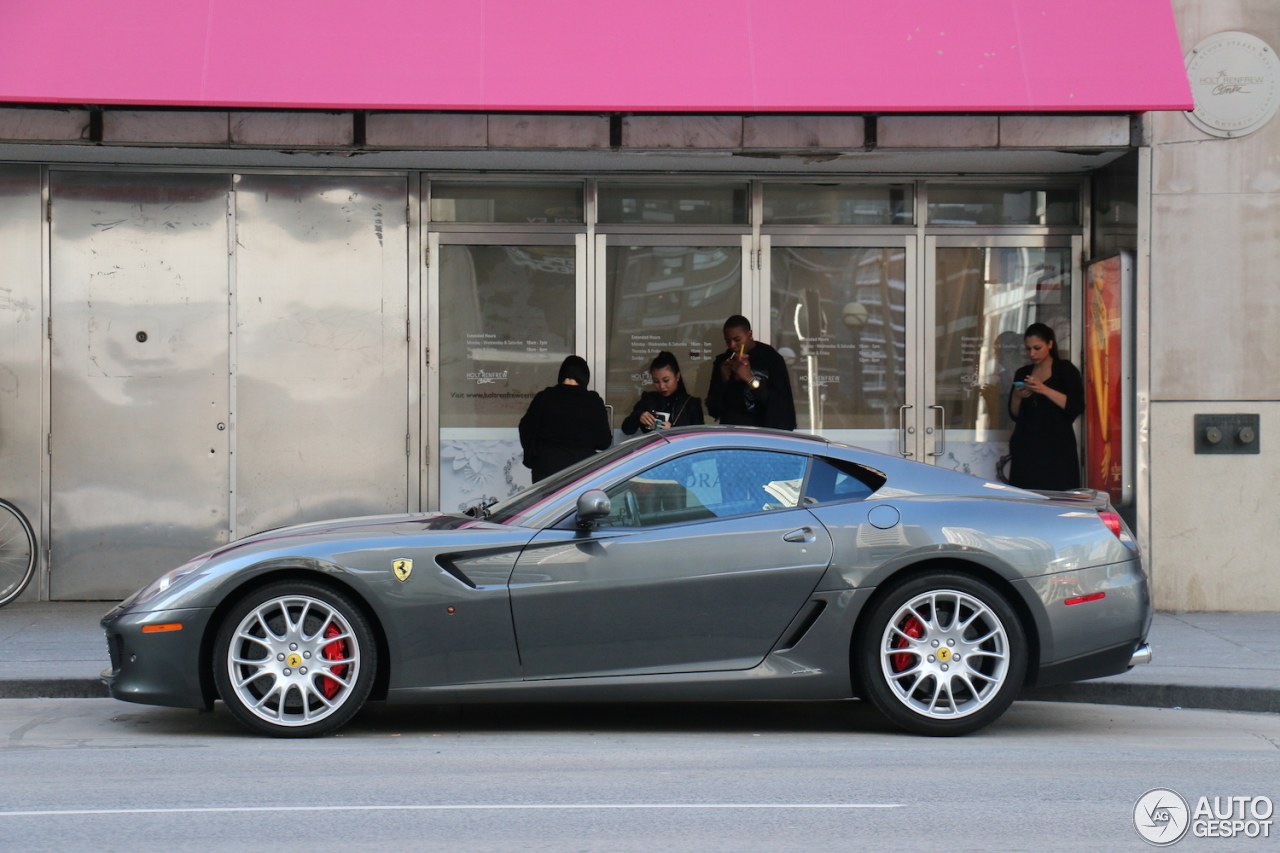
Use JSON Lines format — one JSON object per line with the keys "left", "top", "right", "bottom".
{"left": 2, "top": 0, "right": 1273, "bottom": 610}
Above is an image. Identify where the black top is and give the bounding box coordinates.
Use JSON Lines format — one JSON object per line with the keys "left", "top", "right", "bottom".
{"left": 620, "top": 389, "right": 705, "bottom": 435}
{"left": 1008, "top": 358, "right": 1085, "bottom": 491}
{"left": 705, "top": 341, "right": 796, "bottom": 430}
{"left": 518, "top": 383, "right": 612, "bottom": 483}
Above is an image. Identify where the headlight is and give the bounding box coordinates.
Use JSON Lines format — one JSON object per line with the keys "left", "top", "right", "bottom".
{"left": 130, "top": 554, "right": 214, "bottom": 607}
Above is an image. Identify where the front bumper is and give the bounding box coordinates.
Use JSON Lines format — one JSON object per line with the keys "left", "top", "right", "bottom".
{"left": 100, "top": 605, "right": 216, "bottom": 710}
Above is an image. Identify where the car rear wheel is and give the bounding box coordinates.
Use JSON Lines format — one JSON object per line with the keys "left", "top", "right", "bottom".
{"left": 213, "top": 580, "right": 376, "bottom": 737}
{"left": 855, "top": 571, "right": 1026, "bottom": 736}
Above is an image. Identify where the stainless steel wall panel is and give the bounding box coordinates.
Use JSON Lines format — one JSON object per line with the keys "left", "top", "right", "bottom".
{"left": 233, "top": 174, "right": 409, "bottom": 536}
{"left": 0, "top": 165, "right": 46, "bottom": 601}
{"left": 49, "top": 171, "right": 232, "bottom": 599}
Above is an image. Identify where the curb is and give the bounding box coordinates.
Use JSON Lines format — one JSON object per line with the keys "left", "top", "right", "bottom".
{"left": 1021, "top": 682, "right": 1280, "bottom": 715}
{"left": 0, "top": 678, "right": 110, "bottom": 699}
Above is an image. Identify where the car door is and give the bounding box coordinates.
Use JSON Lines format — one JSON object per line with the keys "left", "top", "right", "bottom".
{"left": 508, "top": 448, "right": 834, "bottom": 679}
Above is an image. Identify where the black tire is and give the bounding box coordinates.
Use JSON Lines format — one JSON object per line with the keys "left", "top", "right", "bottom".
{"left": 0, "top": 499, "right": 37, "bottom": 608}
{"left": 214, "top": 580, "right": 377, "bottom": 738}
{"left": 854, "top": 571, "right": 1027, "bottom": 736}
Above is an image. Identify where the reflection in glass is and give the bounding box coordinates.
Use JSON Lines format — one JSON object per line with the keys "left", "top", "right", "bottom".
{"left": 438, "top": 244, "right": 578, "bottom": 514}
{"left": 440, "top": 245, "right": 576, "bottom": 429}
{"left": 603, "top": 449, "right": 807, "bottom": 527}
{"left": 605, "top": 246, "right": 741, "bottom": 427}
{"left": 763, "top": 184, "right": 912, "bottom": 226}
{"left": 597, "top": 183, "right": 748, "bottom": 225}
{"left": 430, "top": 183, "right": 584, "bottom": 224}
{"left": 770, "top": 247, "right": 906, "bottom": 437}
{"left": 933, "top": 247, "right": 1073, "bottom": 477}
{"left": 927, "top": 184, "right": 1079, "bottom": 226}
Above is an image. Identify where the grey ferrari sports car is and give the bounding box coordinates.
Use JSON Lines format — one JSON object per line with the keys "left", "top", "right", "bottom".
{"left": 102, "top": 427, "right": 1151, "bottom": 738}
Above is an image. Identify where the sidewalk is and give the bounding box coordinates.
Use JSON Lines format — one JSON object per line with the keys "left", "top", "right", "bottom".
{"left": 0, "top": 603, "right": 1277, "bottom": 713}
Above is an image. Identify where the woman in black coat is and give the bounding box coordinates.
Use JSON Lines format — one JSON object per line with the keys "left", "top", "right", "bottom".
{"left": 1008, "top": 323, "right": 1085, "bottom": 491}
{"left": 519, "top": 355, "right": 612, "bottom": 483}
{"left": 621, "top": 351, "right": 705, "bottom": 435}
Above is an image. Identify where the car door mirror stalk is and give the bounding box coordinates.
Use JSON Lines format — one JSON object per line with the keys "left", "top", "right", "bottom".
{"left": 575, "top": 489, "right": 612, "bottom": 528}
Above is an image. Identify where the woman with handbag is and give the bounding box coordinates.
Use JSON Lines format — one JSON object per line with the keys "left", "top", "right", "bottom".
{"left": 621, "top": 351, "right": 705, "bottom": 435}
{"left": 519, "top": 355, "right": 612, "bottom": 483}
{"left": 1008, "top": 323, "right": 1085, "bottom": 490}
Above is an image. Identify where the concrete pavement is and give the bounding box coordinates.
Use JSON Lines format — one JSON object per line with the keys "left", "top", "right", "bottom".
{"left": 1, "top": 699, "right": 1277, "bottom": 853}
{"left": 0, "top": 602, "right": 1277, "bottom": 713}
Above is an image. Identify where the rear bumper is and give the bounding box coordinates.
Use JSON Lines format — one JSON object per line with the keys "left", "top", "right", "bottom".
{"left": 1030, "top": 638, "right": 1148, "bottom": 687}
{"left": 100, "top": 605, "right": 215, "bottom": 710}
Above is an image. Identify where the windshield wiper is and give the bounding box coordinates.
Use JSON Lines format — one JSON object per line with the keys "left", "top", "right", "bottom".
{"left": 464, "top": 498, "right": 498, "bottom": 520}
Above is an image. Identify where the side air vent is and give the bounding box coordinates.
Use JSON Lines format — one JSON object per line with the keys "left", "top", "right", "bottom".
{"left": 775, "top": 600, "right": 827, "bottom": 652}
{"left": 434, "top": 555, "right": 477, "bottom": 589}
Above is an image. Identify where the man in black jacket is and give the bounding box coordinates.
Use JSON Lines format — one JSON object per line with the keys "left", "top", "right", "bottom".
{"left": 705, "top": 315, "right": 796, "bottom": 430}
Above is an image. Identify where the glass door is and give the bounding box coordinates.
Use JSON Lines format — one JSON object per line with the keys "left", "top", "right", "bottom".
{"left": 596, "top": 235, "right": 749, "bottom": 440}
{"left": 429, "top": 232, "right": 587, "bottom": 513}
{"left": 923, "top": 236, "right": 1081, "bottom": 480}
{"left": 765, "top": 236, "right": 916, "bottom": 456}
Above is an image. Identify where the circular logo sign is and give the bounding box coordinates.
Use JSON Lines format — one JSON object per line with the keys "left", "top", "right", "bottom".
{"left": 1134, "top": 788, "right": 1190, "bottom": 846}
{"left": 1184, "top": 32, "right": 1280, "bottom": 138}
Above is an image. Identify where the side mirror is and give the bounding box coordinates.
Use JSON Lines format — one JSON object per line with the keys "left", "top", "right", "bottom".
{"left": 575, "top": 489, "right": 612, "bottom": 528}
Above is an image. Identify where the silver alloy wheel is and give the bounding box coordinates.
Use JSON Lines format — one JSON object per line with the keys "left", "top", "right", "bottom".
{"left": 878, "top": 588, "right": 1010, "bottom": 720}
{"left": 226, "top": 594, "right": 361, "bottom": 728}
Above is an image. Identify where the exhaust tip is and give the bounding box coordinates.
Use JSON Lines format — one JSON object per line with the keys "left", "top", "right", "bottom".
{"left": 1129, "top": 643, "right": 1153, "bottom": 667}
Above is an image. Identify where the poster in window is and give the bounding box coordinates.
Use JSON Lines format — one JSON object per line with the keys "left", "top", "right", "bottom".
{"left": 1084, "top": 253, "right": 1132, "bottom": 506}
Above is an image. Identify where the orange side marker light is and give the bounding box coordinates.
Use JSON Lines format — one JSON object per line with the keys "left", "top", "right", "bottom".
{"left": 141, "top": 623, "right": 184, "bottom": 633}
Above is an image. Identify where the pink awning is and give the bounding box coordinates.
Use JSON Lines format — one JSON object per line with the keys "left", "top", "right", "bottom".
{"left": 0, "top": 0, "right": 1193, "bottom": 112}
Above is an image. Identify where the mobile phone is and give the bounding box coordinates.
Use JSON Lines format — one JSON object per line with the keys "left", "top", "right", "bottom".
{"left": 653, "top": 412, "right": 670, "bottom": 427}
{"left": 1013, "top": 381, "right": 1025, "bottom": 387}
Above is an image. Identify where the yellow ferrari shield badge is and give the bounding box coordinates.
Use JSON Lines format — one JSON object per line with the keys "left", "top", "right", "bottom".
{"left": 392, "top": 559, "right": 413, "bottom": 582}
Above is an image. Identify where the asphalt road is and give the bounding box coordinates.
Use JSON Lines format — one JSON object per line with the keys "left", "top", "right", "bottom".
{"left": 0, "top": 698, "right": 1277, "bottom": 853}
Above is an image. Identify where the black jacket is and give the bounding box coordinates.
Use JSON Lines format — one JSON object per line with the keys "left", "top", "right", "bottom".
{"left": 519, "top": 383, "right": 613, "bottom": 482}
{"left": 1008, "top": 358, "right": 1085, "bottom": 490}
{"left": 620, "top": 389, "right": 705, "bottom": 435}
{"left": 706, "top": 342, "right": 796, "bottom": 430}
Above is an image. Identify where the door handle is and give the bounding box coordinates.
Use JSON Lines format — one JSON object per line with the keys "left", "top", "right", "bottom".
{"left": 929, "top": 404, "right": 946, "bottom": 457}
{"left": 898, "top": 404, "right": 914, "bottom": 457}
{"left": 783, "top": 527, "right": 816, "bottom": 544}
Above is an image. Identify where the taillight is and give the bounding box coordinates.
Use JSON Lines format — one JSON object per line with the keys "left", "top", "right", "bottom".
{"left": 1099, "top": 511, "right": 1123, "bottom": 538}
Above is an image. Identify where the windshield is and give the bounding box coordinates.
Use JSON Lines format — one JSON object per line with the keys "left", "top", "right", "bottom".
{"left": 487, "top": 433, "right": 667, "bottom": 526}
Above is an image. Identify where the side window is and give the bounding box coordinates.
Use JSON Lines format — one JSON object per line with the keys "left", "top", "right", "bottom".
{"left": 803, "top": 456, "right": 885, "bottom": 505}
{"left": 601, "top": 449, "right": 809, "bottom": 528}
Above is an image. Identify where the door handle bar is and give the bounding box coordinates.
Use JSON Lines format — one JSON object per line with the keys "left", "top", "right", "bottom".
{"left": 783, "top": 527, "right": 816, "bottom": 544}
{"left": 898, "top": 404, "right": 914, "bottom": 457}
{"left": 929, "top": 404, "right": 946, "bottom": 457}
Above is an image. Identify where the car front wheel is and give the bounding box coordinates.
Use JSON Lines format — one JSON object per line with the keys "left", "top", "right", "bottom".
{"left": 213, "top": 580, "right": 376, "bottom": 737}
{"left": 855, "top": 571, "right": 1026, "bottom": 736}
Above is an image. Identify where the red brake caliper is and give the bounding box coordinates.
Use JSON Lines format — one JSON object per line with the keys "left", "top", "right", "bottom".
{"left": 891, "top": 616, "right": 923, "bottom": 673}
{"left": 321, "top": 621, "right": 349, "bottom": 699}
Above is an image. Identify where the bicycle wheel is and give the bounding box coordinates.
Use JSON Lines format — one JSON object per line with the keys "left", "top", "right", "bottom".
{"left": 0, "top": 499, "right": 37, "bottom": 607}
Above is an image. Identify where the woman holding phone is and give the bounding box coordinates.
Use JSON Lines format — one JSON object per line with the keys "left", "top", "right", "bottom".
{"left": 1008, "top": 323, "right": 1085, "bottom": 490}
{"left": 621, "top": 351, "right": 705, "bottom": 435}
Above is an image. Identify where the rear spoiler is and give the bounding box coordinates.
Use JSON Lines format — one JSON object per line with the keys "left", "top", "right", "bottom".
{"left": 1030, "top": 488, "right": 1112, "bottom": 512}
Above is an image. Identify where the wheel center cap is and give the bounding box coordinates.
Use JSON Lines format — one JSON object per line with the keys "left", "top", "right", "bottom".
{"left": 286, "top": 653, "right": 302, "bottom": 668}
{"left": 936, "top": 647, "right": 952, "bottom": 662}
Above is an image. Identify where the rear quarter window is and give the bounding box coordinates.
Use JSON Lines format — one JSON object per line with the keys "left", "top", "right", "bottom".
{"left": 803, "top": 456, "right": 886, "bottom": 505}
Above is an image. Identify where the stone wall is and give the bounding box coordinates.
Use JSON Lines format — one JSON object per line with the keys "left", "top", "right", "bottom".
{"left": 1147, "top": 0, "right": 1280, "bottom": 609}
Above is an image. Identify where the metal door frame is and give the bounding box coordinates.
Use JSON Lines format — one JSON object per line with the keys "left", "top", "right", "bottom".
{"left": 593, "top": 233, "right": 752, "bottom": 431}
{"left": 921, "top": 234, "right": 1083, "bottom": 464}
{"left": 426, "top": 230, "right": 587, "bottom": 511}
{"left": 761, "top": 233, "right": 918, "bottom": 455}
